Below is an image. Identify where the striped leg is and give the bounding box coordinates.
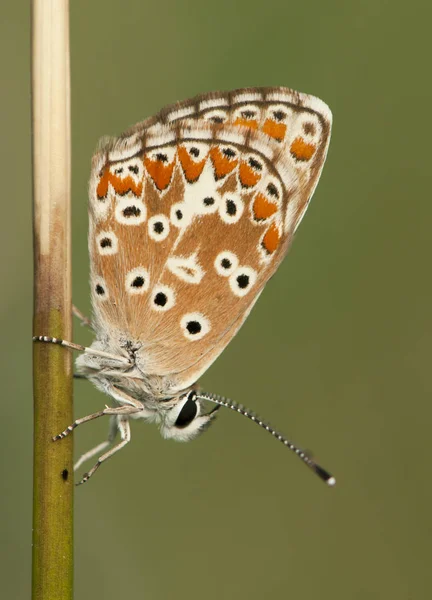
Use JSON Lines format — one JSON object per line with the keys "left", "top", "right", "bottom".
{"left": 76, "top": 417, "right": 131, "bottom": 486}
{"left": 74, "top": 416, "right": 118, "bottom": 472}
{"left": 53, "top": 404, "right": 141, "bottom": 441}
{"left": 33, "top": 335, "right": 130, "bottom": 365}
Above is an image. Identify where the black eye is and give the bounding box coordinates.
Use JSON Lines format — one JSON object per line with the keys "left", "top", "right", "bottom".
{"left": 175, "top": 397, "right": 198, "bottom": 428}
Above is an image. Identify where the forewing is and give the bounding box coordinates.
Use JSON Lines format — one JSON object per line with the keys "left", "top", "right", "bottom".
{"left": 88, "top": 88, "right": 331, "bottom": 392}
{"left": 122, "top": 86, "right": 332, "bottom": 233}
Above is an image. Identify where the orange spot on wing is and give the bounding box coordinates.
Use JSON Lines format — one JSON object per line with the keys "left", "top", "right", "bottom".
{"left": 239, "top": 161, "right": 261, "bottom": 188}
{"left": 210, "top": 147, "right": 238, "bottom": 180}
{"left": 262, "top": 223, "right": 280, "bottom": 254}
{"left": 110, "top": 174, "right": 143, "bottom": 196}
{"left": 96, "top": 169, "right": 110, "bottom": 199}
{"left": 97, "top": 168, "right": 143, "bottom": 198}
{"left": 290, "top": 137, "right": 316, "bottom": 162}
{"left": 177, "top": 146, "right": 207, "bottom": 182}
{"left": 233, "top": 117, "right": 259, "bottom": 130}
{"left": 262, "top": 120, "right": 287, "bottom": 142}
{"left": 144, "top": 156, "right": 175, "bottom": 191}
{"left": 252, "top": 193, "right": 278, "bottom": 220}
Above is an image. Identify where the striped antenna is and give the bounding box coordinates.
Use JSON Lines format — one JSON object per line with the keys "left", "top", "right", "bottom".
{"left": 196, "top": 391, "right": 336, "bottom": 487}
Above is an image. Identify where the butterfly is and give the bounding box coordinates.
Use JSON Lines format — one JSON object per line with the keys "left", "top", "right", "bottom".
{"left": 34, "top": 86, "right": 334, "bottom": 486}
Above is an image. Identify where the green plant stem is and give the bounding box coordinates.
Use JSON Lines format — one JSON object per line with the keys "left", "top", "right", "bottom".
{"left": 32, "top": 1, "right": 73, "bottom": 598}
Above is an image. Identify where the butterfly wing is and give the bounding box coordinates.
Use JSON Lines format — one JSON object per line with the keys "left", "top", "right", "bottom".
{"left": 122, "top": 86, "right": 332, "bottom": 234}
{"left": 88, "top": 87, "right": 331, "bottom": 394}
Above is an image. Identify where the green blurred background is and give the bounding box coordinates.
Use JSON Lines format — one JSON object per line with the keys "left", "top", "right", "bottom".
{"left": 2, "top": 1, "right": 431, "bottom": 598}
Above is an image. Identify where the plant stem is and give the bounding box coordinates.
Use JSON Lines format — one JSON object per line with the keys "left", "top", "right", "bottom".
{"left": 32, "top": 1, "right": 73, "bottom": 598}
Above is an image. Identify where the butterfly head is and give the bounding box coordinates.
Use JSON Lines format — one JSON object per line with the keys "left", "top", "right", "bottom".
{"left": 160, "top": 390, "right": 219, "bottom": 442}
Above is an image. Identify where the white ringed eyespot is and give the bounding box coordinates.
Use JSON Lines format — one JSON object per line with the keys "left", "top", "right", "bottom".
{"left": 180, "top": 312, "right": 211, "bottom": 341}
{"left": 125, "top": 267, "right": 150, "bottom": 294}
{"left": 214, "top": 251, "right": 239, "bottom": 277}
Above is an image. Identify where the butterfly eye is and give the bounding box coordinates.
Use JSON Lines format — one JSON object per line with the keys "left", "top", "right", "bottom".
{"left": 174, "top": 396, "right": 198, "bottom": 428}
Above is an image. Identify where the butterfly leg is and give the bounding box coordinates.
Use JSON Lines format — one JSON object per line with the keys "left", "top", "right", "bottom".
{"left": 76, "top": 416, "right": 131, "bottom": 486}
{"left": 72, "top": 304, "right": 93, "bottom": 330}
{"left": 73, "top": 416, "right": 118, "bottom": 472}
{"left": 33, "top": 335, "right": 131, "bottom": 365}
{"left": 54, "top": 383, "right": 144, "bottom": 442}
{"left": 53, "top": 404, "right": 141, "bottom": 441}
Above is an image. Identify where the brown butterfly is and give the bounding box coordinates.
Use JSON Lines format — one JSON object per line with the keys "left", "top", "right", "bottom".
{"left": 34, "top": 87, "right": 334, "bottom": 486}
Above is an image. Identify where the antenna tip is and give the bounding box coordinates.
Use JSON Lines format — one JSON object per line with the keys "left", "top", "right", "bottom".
{"left": 312, "top": 463, "right": 336, "bottom": 486}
